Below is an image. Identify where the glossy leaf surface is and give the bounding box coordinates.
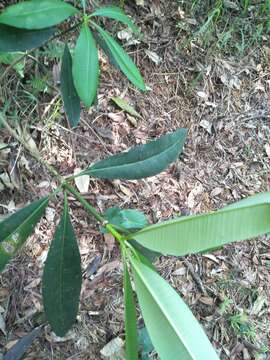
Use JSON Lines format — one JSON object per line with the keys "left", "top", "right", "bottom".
{"left": 42, "top": 198, "right": 82, "bottom": 336}
{"left": 60, "top": 44, "right": 81, "bottom": 127}
{"left": 94, "top": 24, "right": 145, "bottom": 91}
{"left": 124, "top": 262, "right": 138, "bottom": 360}
{"left": 80, "top": 128, "right": 187, "bottom": 180}
{"left": 73, "top": 23, "right": 99, "bottom": 107}
{"left": 104, "top": 207, "right": 148, "bottom": 232}
{"left": 132, "top": 192, "right": 270, "bottom": 256}
{"left": 0, "top": 0, "right": 78, "bottom": 29}
{"left": 0, "top": 197, "right": 48, "bottom": 271}
{"left": 0, "top": 24, "right": 56, "bottom": 52}
{"left": 130, "top": 258, "right": 219, "bottom": 360}
{"left": 91, "top": 6, "right": 140, "bottom": 34}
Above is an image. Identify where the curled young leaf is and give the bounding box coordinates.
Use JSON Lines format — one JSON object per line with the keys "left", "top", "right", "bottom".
{"left": 42, "top": 197, "right": 82, "bottom": 336}
{"left": 73, "top": 23, "right": 99, "bottom": 107}
{"left": 130, "top": 257, "right": 219, "bottom": 360}
{"left": 0, "top": 24, "right": 56, "bottom": 52}
{"left": 79, "top": 128, "right": 187, "bottom": 180}
{"left": 94, "top": 23, "right": 145, "bottom": 91}
{"left": 0, "top": 197, "right": 49, "bottom": 271}
{"left": 0, "top": 0, "right": 79, "bottom": 30}
{"left": 132, "top": 192, "right": 270, "bottom": 256}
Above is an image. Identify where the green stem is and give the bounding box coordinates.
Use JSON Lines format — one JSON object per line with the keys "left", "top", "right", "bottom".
{"left": 64, "top": 182, "right": 124, "bottom": 243}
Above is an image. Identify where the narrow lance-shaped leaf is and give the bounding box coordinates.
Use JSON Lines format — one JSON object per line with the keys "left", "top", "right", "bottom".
{"left": 130, "top": 257, "right": 219, "bottom": 360}
{"left": 0, "top": 197, "right": 48, "bottom": 271}
{"left": 90, "top": 6, "right": 140, "bottom": 35}
{"left": 73, "top": 23, "right": 99, "bottom": 107}
{"left": 0, "top": 0, "right": 79, "bottom": 30}
{"left": 132, "top": 192, "right": 270, "bottom": 256}
{"left": 60, "top": 44, "right": 81, "bottom": 127}
{"left": 42, "top": 196, "right": 82, "bottom": 336}
{"left": 0, "top": 24, "right": 56, "bottom": 52}
{"left": 124, "top": 262, "right": 138, "bottom": 360}
{"left": 78, "top": 128, "right": 187, "bottom": 180}
{"left": 94, "top": 23, "right": 146, "bottom": 91}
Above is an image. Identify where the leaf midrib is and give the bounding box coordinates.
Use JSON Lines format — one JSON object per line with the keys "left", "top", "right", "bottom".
{"left": 134, "top": 201, "right": 270, "bottom": 237}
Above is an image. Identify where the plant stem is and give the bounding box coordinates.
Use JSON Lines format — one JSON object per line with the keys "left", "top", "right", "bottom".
{"left": 0, "top": 113, "right": 64, "bottom": 184}
{"left": 64, "top": 182, "right": 124, "bottom": 243}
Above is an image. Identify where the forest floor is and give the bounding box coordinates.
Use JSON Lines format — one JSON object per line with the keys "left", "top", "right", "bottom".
{"left": 0, "top": 0, "right": 270, "bottom": 359}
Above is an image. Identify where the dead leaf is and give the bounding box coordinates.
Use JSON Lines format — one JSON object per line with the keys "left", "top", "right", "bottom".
{"left": 74, "top": 168, "right": 90, "bottom": 193}
{"left": 145, "top": 50, "right": 162, "bottom": 65}
{"left": 100, "top": 337, "right": 125, "bottom": 359}
{"left": 104, "top": 233, "right": 115, "bottom": 251}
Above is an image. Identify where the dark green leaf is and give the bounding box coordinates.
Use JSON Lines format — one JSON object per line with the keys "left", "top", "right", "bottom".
{"left": 94, "top": 23, "right": 145, "bottom": 91}
{"left": 130, "top": 257, "right": 219, "bottom": 360}
{"left": 0, "top": 0, "right": 79, "bottom": 30}
{"left": 4, "top": 326, "right": 42, "bottom": 360}
{"left": 80, "top": 128, "right": 187, "bottom": 180}
{"left": 129, "top": 240, "right": 160, "bottom": 263}
{"left": 73, "top": 24, "right": 99, "bottom": 107}
{"left": 0, "top": 197, "right": 48, "bottom": 271}
{"left": 138, "top": 327, "right": 154, "bottom": 360}
{"left": 124, "top": 262, "right": 138, "bottom": 360}
{"left": 60, "top": 44, "right": 81, "bottom": 127}
{"left": 93, "top": 30, "right": 120, "bottom": 70}
{"left": 42, "top": 197, "right": 82, "bottom": 336}
{"left": 90, "top": 6, "right": 140, "bottom": 34}
{"left": 132, "top": 192, "right": 270, "bottom": 256}
{"left": 0, "top": 24, "right": 56, "bottom": 52}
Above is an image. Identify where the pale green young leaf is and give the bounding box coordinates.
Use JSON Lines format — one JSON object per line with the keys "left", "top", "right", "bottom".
{"left": 94, "top": 23, "right": 145, "bottom": 91}
{"left": 0, "top": 24, "right": 56, "bottom": 52}
{"left": 73, "top": 23, "right": 99, "bottom": 107}
{"left": 42, "top": 196, "right": 82, "bottom": 336}
{"left": 90, "top": 6, "right": 140, "bottom": 34}
{"left": 111, "top": 96, "right": 142, "bottom": 118}
{"left": 79, "top": 128, "right": 187, "bottom": 179}
{"left": 130, "top": 257, "right": 219, "bottom": 360}
{"left": 132, "top": 192, "right": 270, "bottom": 256}
{"left": 0, "top": 197, "right": 48, "bottom": 271}
{"left": 60, "top": 44, "right": 81, "bottom": 127}
{"left": 124, "top": 262, "right": 138, "bottom": 360}
{"left": 0, "top": 0, "right": 79, "bottom": 30}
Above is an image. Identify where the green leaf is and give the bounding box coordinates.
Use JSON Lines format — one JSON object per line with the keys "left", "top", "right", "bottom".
{"left": 129, "top": 240, "right": 160, "bottom": 263}
{"left": 0, "top": 0, "right": 79, "bottom": 30}
{"left": 94, "top": 23, "right": 145, "bottom": 91}
{"left": 42, "top": 197, "right": 82, "bottom": 336}
{"left": 90, "top": 6, "right": 140, "bottom": 34}
{"left": 104, "top": 207, "right": 148, "bottom": 232}
{"left": 80, "top": 128, "right": 187, "bottom": 180}
{"left": 60, "top": 44, "right": 81, "bottom": 127}
{"left": 0, "top": 197, "right": 48, "bottom": 271}
{"left": 73, "top": 24, "right": 99, "bottom": 107}
{"left": 132, "top": 192, "right": 270, "bottom": 256}
{"left": 0, "top": 52, "right": 25, "bottom": 77}
{"left": 124, "top": 262, "right": 138, "bottom": 360}
{"left": 0, "top": 24, "right": 56, "bottom": 52}
{"left": 111, "top": 96, "right": 142, "bottom": 118}
{"left": 130, "top": 257, "right": 219, "bottom": 360}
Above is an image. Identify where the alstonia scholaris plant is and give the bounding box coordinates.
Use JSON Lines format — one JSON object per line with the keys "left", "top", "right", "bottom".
{"left": 1, "top": 1, "right": 270, "bottom": 359}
